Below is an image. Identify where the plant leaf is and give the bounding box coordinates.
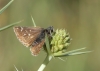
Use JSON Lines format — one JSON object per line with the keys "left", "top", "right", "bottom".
{"left": 45, "top": 33, "right": 52, "bottom": 55}
{"left": 0, "top": 0, "right": 14, "bottom": 14}
{"left": 0, "top": 20, "right": 23, "bottom": 32}
{"left": 31, "top": 15, "right": 36, "bottom": 27}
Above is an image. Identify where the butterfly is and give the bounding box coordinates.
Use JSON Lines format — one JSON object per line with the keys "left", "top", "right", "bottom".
{"left": 13, "top": 26, "right": 54, "bottom": 56}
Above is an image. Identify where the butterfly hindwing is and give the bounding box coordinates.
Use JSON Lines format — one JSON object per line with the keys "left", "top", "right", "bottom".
{"left": 30, "top": 39, "right": 45, "bottom": 56}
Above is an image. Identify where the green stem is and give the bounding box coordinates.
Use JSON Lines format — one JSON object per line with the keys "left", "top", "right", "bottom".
{"left": 0, "top": 0, "right": 14, "bottom": 14}
{"left": 0, "top": 20, "right": 23, "bottom": 31}
{"left": 38, "top": 55, "right": 52, "bottom": 71}
{"left": 31, "top": 15, "right": 36, "bottom": 27}
{"left": 38, "top": 30, "right": 53, "bottom": 71}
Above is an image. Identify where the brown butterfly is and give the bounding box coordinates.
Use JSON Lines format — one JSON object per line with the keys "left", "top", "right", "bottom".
{"left": 13, "top": 26, "right": 54, "bottom": 56}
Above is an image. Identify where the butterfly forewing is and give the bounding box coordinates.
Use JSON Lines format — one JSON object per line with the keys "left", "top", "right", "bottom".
{"left": 14, "top": 26, "right": 44, "bottom": 47}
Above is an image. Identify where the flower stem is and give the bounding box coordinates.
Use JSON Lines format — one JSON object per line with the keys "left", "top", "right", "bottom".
{"left": 38, "top": 55, "right": 52, "bottom": 71}
{"left": 0, "top": 0, "right": 14, "bottom": 14}
{"left": 0, "top": 20, "right": 23, "bottom": 31}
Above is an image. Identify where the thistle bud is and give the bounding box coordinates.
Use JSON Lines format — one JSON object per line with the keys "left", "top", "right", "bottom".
{"left": 51, "top": 29, "right": 71, "bottom": 53}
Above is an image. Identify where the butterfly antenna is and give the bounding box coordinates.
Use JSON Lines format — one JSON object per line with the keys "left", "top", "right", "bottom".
{"left": 31, "top": 15, "right": 36, "bottom": 27}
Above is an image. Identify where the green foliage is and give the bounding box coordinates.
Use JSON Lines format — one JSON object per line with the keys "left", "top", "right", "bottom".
{"left": 0, "top": 0, "right": 22, "bottom": 32}
{"left": 0, "top": 0, "right": 14, "bottom": 14}
{"left": 0, "top": 20, "right": 23, "bottom": 32}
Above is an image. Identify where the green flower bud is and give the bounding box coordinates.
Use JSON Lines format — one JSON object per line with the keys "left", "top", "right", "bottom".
{"left": 51, "top": 29, "right": 71, "bottom": 53}
{"left": 51, "top": 46, "right": 59, "bottom": 53}
{"left": 58, "top": 45, "right": 64, "bottom": 50}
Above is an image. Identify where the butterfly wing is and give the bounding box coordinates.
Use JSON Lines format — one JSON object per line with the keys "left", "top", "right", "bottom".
{"left": 13, "top": 26, "right": 44, "bottom": 47}
{"left": 30, "top": 39, "right": 45, "bottom": 56}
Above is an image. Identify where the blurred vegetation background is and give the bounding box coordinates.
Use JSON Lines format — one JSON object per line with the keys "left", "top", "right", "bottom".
{"left": 0, "top": 0, "right": 100, "bottom": 71}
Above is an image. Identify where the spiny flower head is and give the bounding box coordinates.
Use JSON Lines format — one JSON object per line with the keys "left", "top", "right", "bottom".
{"left": 51, "top": 29, "right": 71, "bottom": 53}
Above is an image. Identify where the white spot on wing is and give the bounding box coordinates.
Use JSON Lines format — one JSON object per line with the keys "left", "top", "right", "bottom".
{"left": 21, "top": 27, "right": 23, "bottom": 31}
{"left": 23, "top": 34, "right": 27, "bottom": 36}
{"left": 28, "top": 34, "right": 31, "bottom": 36}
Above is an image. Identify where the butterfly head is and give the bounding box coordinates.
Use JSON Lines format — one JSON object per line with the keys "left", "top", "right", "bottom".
{"left": 45, "top": 26, "right": 54, "bottom": 36}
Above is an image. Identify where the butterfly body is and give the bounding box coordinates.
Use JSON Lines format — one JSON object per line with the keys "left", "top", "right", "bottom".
{"left": 13, "top": 26, "right": 53, "bottom": 56}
